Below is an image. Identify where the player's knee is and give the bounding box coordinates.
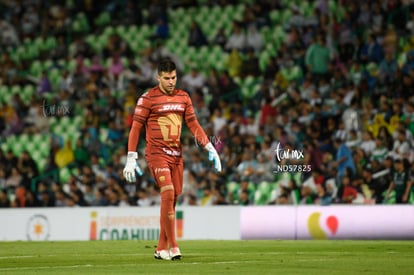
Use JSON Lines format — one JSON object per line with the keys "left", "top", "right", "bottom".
{"left": 160, "top": 185, "right": 175, "bottom": 202}
{"left": 168, "top": 211, "right": 174, "bottom": 221}
{"left": 160, "top": 184, "right": 174, "bottom": 193}
{"left": 161, "top": 187, "right": 175, "bottom": 220}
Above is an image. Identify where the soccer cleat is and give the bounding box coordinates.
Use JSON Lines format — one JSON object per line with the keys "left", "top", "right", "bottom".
{"left": 154, "top": 250, "right": 170, "bottom": 260}
{"left": 169, "top": 247, "right": 182, "bottom": 260}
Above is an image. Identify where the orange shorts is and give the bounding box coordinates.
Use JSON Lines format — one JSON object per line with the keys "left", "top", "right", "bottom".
{"left": 147, "top": 157, "right": 184, "bottom": 195}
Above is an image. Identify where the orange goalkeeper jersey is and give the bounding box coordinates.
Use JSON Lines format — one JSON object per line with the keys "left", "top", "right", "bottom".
{"left": 128, "top": 86, "right": 209, "bottom": 161}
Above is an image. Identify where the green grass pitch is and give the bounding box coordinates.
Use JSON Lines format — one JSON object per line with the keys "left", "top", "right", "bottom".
{"left": 0, "top": 240, "right": 413, "bottom": 274}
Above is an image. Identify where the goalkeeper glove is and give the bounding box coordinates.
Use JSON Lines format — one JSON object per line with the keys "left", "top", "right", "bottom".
{"left": 205, "top": 142, "right": 222, "bottom": 173}
{"left": 123, "top": 152, "right": 143, "bottom": 182}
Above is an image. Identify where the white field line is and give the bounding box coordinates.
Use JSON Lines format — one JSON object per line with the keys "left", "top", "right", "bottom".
{"left": 0, "top": 250, "right": 406, "bottom": 260}
{"left": 0, "top": 256, "right": 35, "bottom": 259}
{"left": 0, "top": 251, "right": 349, "bottom": 261}
{"left": 0, "top": 253, "right": 150, "bottom": 260}
{"left": 0, "top": 261, "right": 263, "bottom": 271}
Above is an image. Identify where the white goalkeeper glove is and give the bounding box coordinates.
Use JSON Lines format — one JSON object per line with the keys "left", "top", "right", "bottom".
{"left": 205, "top": 143, "right": 222, "bottom": 173}
{"left": 123, "top": 152, "right": 143, "bottom": 182}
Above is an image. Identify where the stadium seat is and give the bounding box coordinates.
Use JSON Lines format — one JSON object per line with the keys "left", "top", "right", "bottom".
{"left": 210, "top": 5, "right": 221, "bottom": 21}
{"left": 9, "top": 141, "right": 25, "bottom": 156}
{"left": 0, "top": 86, "right": 6, "bottom": 103}
{"left": 272, "top": 26, "right": 286, "bottom": 48}
{"left": 29, "top": 60, "right": 43, "bottom": 77}
{"left": 174, "top": 7, "right": 186, "bottom": 18}
{"left": 254, "top": 189, "right": 269, "bottom": 205}
{"left": 30, "top": 149, "right": 42, "bottom": 163}
{"left": 49, "top": 68, "right": 61, "bottom": 89}
{"left": 226, "top": 181, "right": 240, "bottom": 197}
{"left": 38, "top": 139, "right": 51, "bottom": 158}
{"left": 198, "top": 6, "right": 209, "bottom": 22}
{"left": 73, "top": 116, "right": 83, "bottom": 125}
{"left": 86, "top": 34, "right": 99, "bottom": 52}
{"left": 259, "top": 50, "right": 271, "bottom": 71}
{"left": 0, "top": 84, "right": 8, "bottom": 96}
{"left": 269, "top": 10, "right": 281, "bottom": 25}
{"left": 116, "top": 25, "right": 127, "bottom": 38}
{"left": 42, "top": 59, "right": 54, "bottom": 72}
{"left": 59, "top": 167, "right": 72, "bottom": 183}
{"left": 4, "top": 136, "right": 16, "bottom": 152}
{"left": 139, "top": 24, "right": 154, "bottom": 38}
{"left": 22, "top": 85, "right": 35, "bottom": 103}
{"left": 17, "top": 133, "right": 30, "bottom": 144}
{"left": 0, "top": 142, "right": 9, "bottom": 153}
{"left": 94, "top": 11, "right": 111, "bottom": 27}
{"left": 282, "top": 9, "right": 292, "bottom": 24}
{"left": 329, "top": 0, "right": 337, "bottom": 15}
{"left": 253, "top": 181, "right": 274, "bottom": 205}
{"left": 45, "top": 36, "right": 57, "bottom": 51}
{"left": 36, "top": 158, "right": 48, "bottom": 173}
{"left": 65, "top": 58, "right": 76, "bottom": 73}
{"left": 185, "top": 47, "right": 198, "bottom": 65}
{"left": 76, "top": 12, "right": 90, "bottom": 33}
{"left": 27, "top": 43, "right": 40, "bottom": 60}
{"left": 397, "top": 52, "right": 406, "bottom": 68}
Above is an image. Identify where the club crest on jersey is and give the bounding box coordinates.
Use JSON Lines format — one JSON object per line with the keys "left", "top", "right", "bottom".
{"left": 159, "top": 104, "right": 185, "bottom": 112}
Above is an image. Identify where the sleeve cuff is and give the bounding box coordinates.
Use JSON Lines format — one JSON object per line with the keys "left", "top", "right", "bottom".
{"left": 127, "top": 151, "right": 138, "bottom": 159}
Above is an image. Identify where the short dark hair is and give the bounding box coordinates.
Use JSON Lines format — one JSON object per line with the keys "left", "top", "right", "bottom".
{"left": 158, "top": 58, "right": 176, "bottom": 74}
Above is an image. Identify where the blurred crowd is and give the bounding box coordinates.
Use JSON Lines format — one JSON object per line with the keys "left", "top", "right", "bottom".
{"left": 1, "top": 0, "right": 414, "bottom": 208}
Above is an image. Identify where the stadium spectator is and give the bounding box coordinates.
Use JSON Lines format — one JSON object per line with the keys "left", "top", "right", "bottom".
{"left": 333, "top": 138, "right": 356, "bottom": 182}
{"left": 187, "top": 20, "right": 208, "bottom": 48}
{"left": 224, "top": 21, "right": 246, "bottom": 52}
{"left": 122, "top": 0, "right": 143, "bottom": 26}
{"left": 152, "top": 18, "right": 170, "bottom": 40}
{"left": 0, "top": 188, "right": 10, "bottom": 207}
{"left": 390, "top": 129, "right": 412, "bottom": 161}
{"left": 378, "top": 52, "right": 398, "bottom": 84}
{"left": 241, "top": 47, "right": 261, "bottom": 77}
{"left": 245, "top": 24, "right": 264, "bottom": 54}
{"left": 360, "top": 34, "right": 384, "bottom": 64}
{"left": 386, "top": 158, "right": 412, "bottom": 204}
{"left": 181, "top": 67, "right": 207, "bottom": 94}
{"left": 340, "top": 174, "right": 359, "bottom": 204}
{"left": 232, "top": 150, "right": 258, "bottom": 182}
{"left": 17, "top": 151, "right": 38, "bottom": 183}
{"left": 225, "top": 48, "right": 243, "bottom": 78}
{"left": 103, "top": 33, "right": 133, "bottom": 60}
{"left": 305, "top": 32, "right": 331, "bottom": 82}
{"left": 211, "top": 27, "right": 227, "bottom": 49}
{"left": 0, "top": 19, "right": 20, "bottom": 47}
{"left": 24, "top": 102, "right": 48, "bottom": 134}
{"left": 71, "top": 35, "right": 94, "bottom": 59}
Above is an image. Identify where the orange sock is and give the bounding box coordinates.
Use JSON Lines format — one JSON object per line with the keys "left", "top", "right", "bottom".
{"left": 160, "top": 189, "right": 178, "bottom": 249}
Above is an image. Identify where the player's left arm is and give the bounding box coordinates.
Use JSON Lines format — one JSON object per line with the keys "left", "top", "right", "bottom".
{"left": 184, "top": 96, "right": 222, "bottom": 173}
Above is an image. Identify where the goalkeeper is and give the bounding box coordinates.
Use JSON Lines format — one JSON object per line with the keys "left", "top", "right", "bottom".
{"left": 123, "top": 59, "right": 222, "bottom": 261}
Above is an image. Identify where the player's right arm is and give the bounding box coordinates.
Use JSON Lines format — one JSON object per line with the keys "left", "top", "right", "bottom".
{"left": 123, "top": 94, "right": 151, "bottom": 182}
